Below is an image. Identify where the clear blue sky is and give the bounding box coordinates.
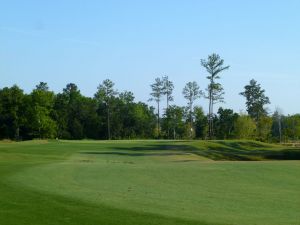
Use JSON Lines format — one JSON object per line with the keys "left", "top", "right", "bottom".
{"left": 1, "top": 0, "right": 299, "bottom": 115}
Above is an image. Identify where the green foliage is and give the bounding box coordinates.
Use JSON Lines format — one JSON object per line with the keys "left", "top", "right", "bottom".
{"left": 26, "top": 82, "right": 57, "bottom": 139}
{"left": 182, "top": 82, "right": 202, "bottom": 118}
{"left": 183, "top": 123, "right": 196, "bottom": 139}
{"left": 182, "top": 81, "right": 203, "bottom": 138}
{"left": 182, "top": 82, "right": 202, "bottom": 106}
{"left": 282, "top": 114, "right": 300, "bottom": 141}
{"left": 201, "top": 53, "right": 230, "bottom": 139}
{"left": 132, "top": 103, "right": 156, "bottom": 138}
{"left": 215, "top": 107, "right": 239, "bottom": 139}
{"left": 194, "top": 106, "right": 208, "bottom": 139}
{"left": 0, "top": 85, "right": 25, "bottom": 139}
{"left": 162, "top": 76, "right": 174, "bottom": 138}
{"left": 149, "top": 78, "right": 164, "bottom": 104}
{"left": 256, "top": 116, "right": 273, "bottom": 142}
{"left": 95, "top": 79, "right": 118, "bottom": 140}
{"left": 0, "top": 78, "right": 298, "bottom": 143}
{"left": 95, "top": 79, "right": 118, "bottom": 104}
{"left": 271, "top": 109, "right": 283, "bottom": 142}
{"left": 163, "top": 105, "right": 186, "bottom": 139}
{"left": 53, "top": 83, "right": 85, "bottom": 139}
{"left": 162, "top": 75, "right": 174, "bottom": 106}
{"left": 149, "top": 77, "right": 165, "bottom": 137}
{"left": 234, "top": 115, "right": 256, "bottom": 139}
{"left": 53, "top": 83, "right": 103, "bottom": 140}
{"left": 240, "top": 79, "right": 270, "bottom": 121}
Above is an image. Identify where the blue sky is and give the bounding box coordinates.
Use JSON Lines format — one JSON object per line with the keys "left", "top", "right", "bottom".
{"left": 1, "top": 0, "right": 299, "bottom": 114}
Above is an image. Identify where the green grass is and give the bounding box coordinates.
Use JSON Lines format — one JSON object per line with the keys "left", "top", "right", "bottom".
{"left": 0, "top": 140, "right": 300, "bottom": 225}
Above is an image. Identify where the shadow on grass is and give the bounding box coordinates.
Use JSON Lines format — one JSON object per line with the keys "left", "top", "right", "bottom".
{"left": 197, "top": 142, "right": 300, "bottom": 161}
{"left": 82, "top": 151, "right": 191, "bottom": 157}
{"left": 113, "top": 144, "right": 198, "bottom": 151}
{"left": 81, "top": 141, "right": 300, "bottom": 161}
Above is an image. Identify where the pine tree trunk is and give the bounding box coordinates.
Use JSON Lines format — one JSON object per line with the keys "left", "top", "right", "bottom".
{"left": 190, "top": 99, "right": 193, "bottom": 138}
{"left": 208, "top": 86, "right": 212, "bottom": 139}
{"left": 157, "top": 101, "right": 160, "bottom": 137}
{"left": 107, "top": 105, "right": 111, "bottom": 140}
{"left": 167, "top": 96, "right": 169, "bottom": 139}
{"left": 173, "top": 127, "right": 176, "bottom": 140}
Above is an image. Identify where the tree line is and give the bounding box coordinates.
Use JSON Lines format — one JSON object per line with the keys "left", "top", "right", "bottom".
{"left": 1, "top": 54, "right": 299, "bottom": 142}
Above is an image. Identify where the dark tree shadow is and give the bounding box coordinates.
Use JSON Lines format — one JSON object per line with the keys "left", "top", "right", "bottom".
{"left": 80, "top": 141, "right": 300, "bottom": 161}
{"left": 111, "top": 144, "right": 199, "bottom": 152}
{"left": 196, "top": 142, "right": 300, "bottom": 161}
{"left": 82, "top": 151, "right": 192, "bottom": 157}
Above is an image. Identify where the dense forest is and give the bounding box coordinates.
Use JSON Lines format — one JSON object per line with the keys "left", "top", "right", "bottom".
{"left": 1, "top": 54, "right": 299, "bottom": 142}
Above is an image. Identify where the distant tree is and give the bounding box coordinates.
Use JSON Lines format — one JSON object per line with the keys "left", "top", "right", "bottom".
{"left": 240, "top": 79, "right": 270, "bottom": 122}
{"left": 149, "top": 77, "right": 164, "bottom": 137}
{"left": 256, "top": 115, "right": 273, "bottom": 142}
{"left": 65, "top": 83, "right": 84, "bottom": 139}
{"left": 272, "top": 108, "right": 283, "bottom": 143}
{"left": 79, "top": 96, "right": 100, "bottom": 139}
{"left": 282, "top": 114, "right": 300, "bottom": 141}
{"left": 35, "top": 82, "right": 49, "bottom": 91}
{"left": 94, "top": 79, "right": 118, "bottom": 140}
{"left": 0, "top": 85, "right": 25, "bottom": 140}
{"left": 164, "top": 105, "right": 185, "bottom": 139}
{"left": 53, "top": 94, "right": 68, "bottom": 139}
{"left": 53, "top": 83, "right": 92, "bottom": 140}
{"left": 182, "top": 81, "right": 202, "bottom": 138}
{"left": 28, "top": 82, "right": 57, "bottom": 139}
{"left": 162, "top": 76, "right": 174, "bottom": 138}
{"left": 162, "top": 76, "right": 174, "bottom": 111}
{"left": 234, "top": 114, "right": 256, "bottom": 139}
{"left": 132, "top": 103, "right": 156, "bottom": 138}
{"left": 116, "top": 91, "right": 135, "bottom": 138}
{"left": 201, "top": 53, "right": 230, "bottom": 139}
{"left": 119, "top": 91, "right": 135, "bottom": 104}
{"left": 194, "top": 106, "right": 208, "bottom": 139}
{"left": 216, "top": 107, "right": 239, "bottom": 139}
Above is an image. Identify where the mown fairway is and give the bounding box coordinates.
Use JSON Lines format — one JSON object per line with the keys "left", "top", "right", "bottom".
{"left": 0, "top": 140, "right": 299, "bottom": 225}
